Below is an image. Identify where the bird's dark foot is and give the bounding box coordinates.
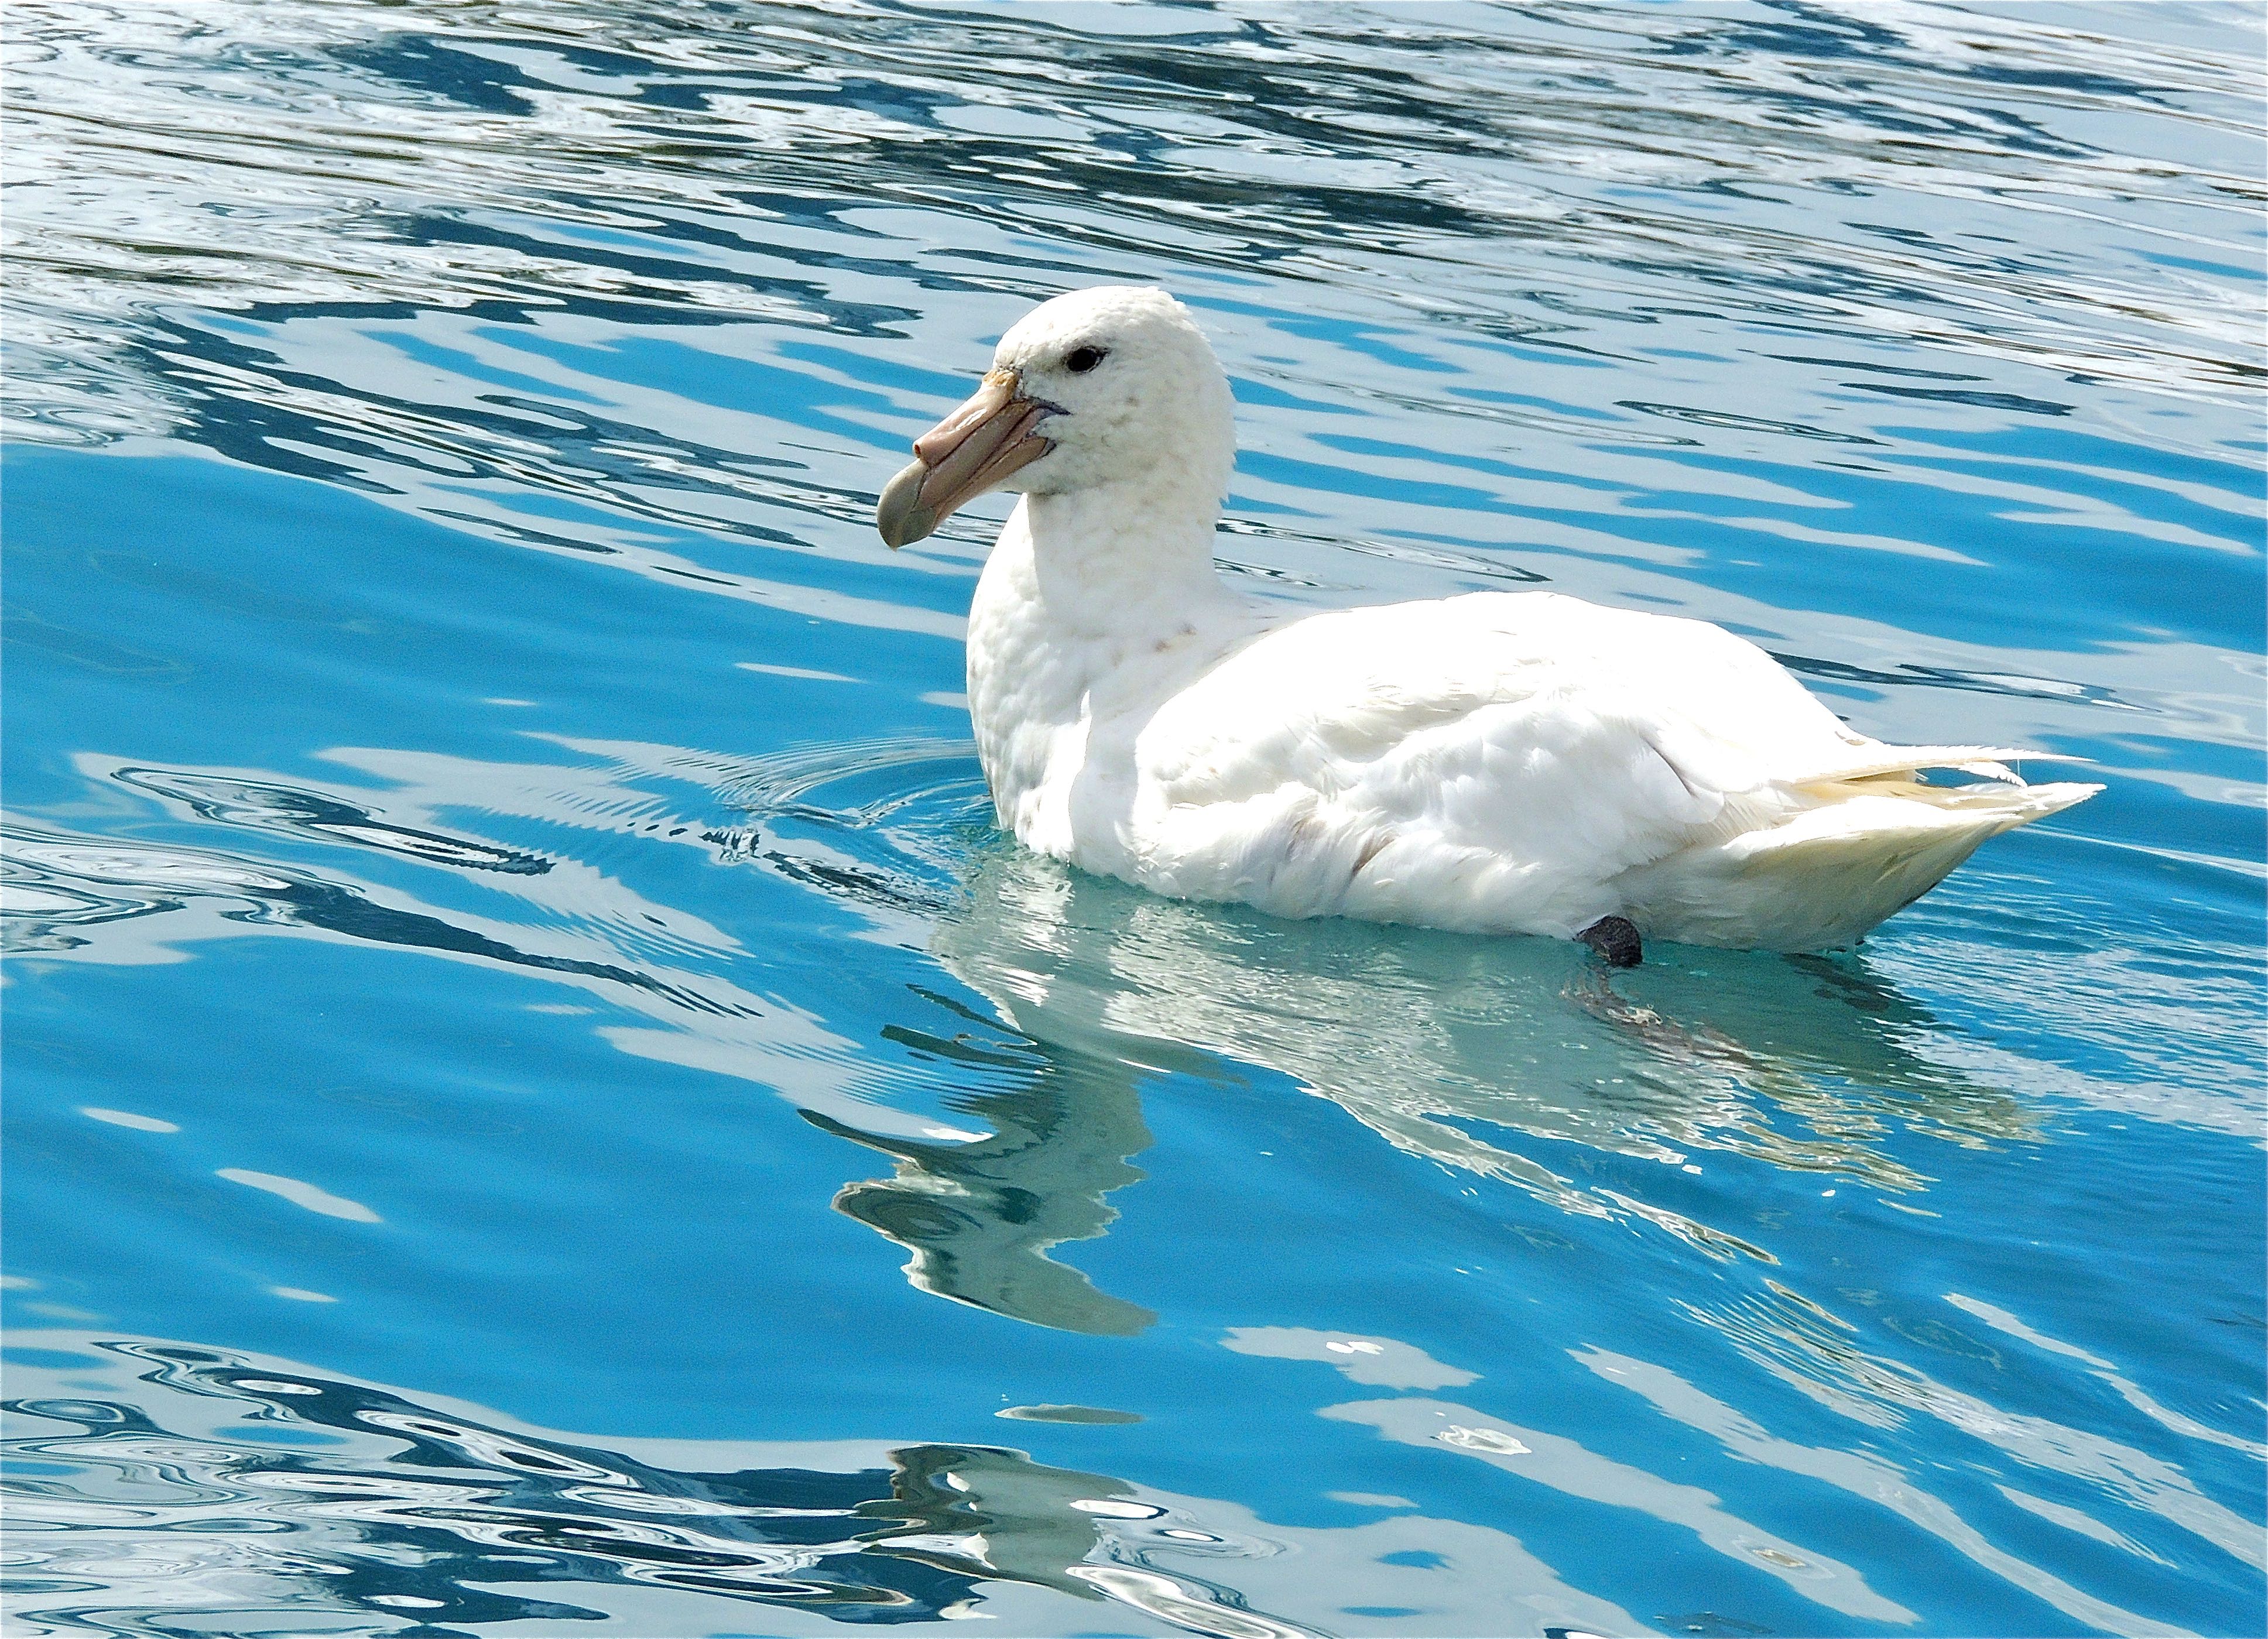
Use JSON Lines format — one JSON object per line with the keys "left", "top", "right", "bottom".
{"left": 1577, "top": 915, "right": 1643, "bottom": 968}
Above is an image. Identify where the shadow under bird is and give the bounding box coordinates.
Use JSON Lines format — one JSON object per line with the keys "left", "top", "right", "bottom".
{"left": 875, "top": 287, "right": 2096, "bottom": 963}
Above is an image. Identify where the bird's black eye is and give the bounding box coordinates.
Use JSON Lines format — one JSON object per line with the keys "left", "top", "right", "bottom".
{"left": 1064, "top": 345, "right": 1106, "bottom": 374}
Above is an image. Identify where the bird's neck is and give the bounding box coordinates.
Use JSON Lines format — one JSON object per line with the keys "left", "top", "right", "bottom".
{"left": 967, "top": 477, "right": 1248, "bottom": 827}
{"left": 1006, "top": 476, "right": 1241, "bottom": 641}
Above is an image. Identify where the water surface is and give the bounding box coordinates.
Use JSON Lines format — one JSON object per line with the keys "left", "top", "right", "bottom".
{"left": 4, "top": 2, "right": 2263, "bottom": 1635}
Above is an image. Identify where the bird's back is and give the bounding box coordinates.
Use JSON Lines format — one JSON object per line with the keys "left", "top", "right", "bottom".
{"left": 1106, "top": 591, "right": 2093, "bottom": 948}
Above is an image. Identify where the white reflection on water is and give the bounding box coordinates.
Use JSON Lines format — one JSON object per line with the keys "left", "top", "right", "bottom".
{"left": 1320, "top": 1395, "right": 1914, "bottom": 1624}
{"left": 1574, "top": 1342, "right": 2216, "bottom": 1636}
{"left": 1232, "top": 1311, "right": 2232, "bottom": 1636}
{"left": 933, "top": 842, "right": 2057, "bottom": 1207}
{"left": 1945, "top": 1292, "right": 2268, "bottom": 1461}
{"left": 1674, "top": 1290, "right": 2266, "bottom": 1575}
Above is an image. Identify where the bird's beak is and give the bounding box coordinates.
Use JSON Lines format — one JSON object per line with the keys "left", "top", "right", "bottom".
{"left": 876, "top": 368, "right": 1056, "bottom": 548}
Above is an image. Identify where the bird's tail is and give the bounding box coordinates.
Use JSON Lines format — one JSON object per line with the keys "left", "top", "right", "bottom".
{"left": 1617, "top": 766, "right": 2099, "bottom": 953}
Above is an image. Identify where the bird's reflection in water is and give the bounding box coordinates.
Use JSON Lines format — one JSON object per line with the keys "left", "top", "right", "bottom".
{"left": 9, "top": 743, "right": 2041, "bottom": 1342}
{"left": 804, "top": 1022, "right": 1159, "bottom": 1336}
{"left": 831, "top": 845, "right": 2040, "bottom": 1333}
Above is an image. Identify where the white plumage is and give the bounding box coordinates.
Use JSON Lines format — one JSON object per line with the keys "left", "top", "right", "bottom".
{"left": 877, "top": 286, "right": 2096, "bottom": 955}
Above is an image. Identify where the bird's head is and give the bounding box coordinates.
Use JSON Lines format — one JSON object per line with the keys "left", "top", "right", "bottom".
{"left": 876, "top": 285, "right": 1234, "bottom": 548}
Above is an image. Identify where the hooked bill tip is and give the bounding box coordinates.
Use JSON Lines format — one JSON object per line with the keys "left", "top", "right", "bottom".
{"left": 876, "top": 460, "right": 937, "bottom": 548}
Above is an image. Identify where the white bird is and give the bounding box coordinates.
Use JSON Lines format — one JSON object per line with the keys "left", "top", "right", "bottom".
{"left": 875, "top": 286, "right": 2096, "bottom": 961}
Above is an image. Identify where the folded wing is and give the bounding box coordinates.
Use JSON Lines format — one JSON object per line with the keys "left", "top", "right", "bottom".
{"left": 1135, "top": 592, "right": 2094, "bottom": 948}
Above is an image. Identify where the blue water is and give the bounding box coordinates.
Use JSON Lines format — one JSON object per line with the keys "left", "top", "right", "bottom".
{"left": 4, "top": 4, "right": 2263, "bottom": 1635}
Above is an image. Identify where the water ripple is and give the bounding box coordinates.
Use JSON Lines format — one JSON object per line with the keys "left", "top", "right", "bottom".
{"left": 2, "top": 1332, "right": 1618, "bottom": 1637}
{"left": 8, "top": 0, "right": 2261, "bottom": 449}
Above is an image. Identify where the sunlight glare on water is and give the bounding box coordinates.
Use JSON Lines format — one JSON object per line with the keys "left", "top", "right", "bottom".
{"left": 3, "top": 2, "right": 2263, "bottom": 1635}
